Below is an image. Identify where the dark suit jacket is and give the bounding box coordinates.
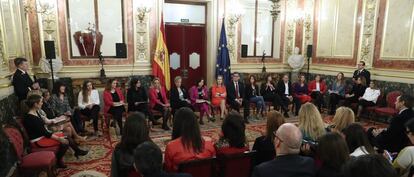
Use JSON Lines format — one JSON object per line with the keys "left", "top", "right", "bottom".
{"left": 147, "top": 172, "right": 192, "bottom": 177}
{"left": 226, "top": 81, "right": 245, "bottom": 101}
{"left": 12, "top": 69, "right": 34, "bottom": 101}
{"left": 252, "top": 154, "right": 315, "bottom": 177}
{"left": 170, "top": 86, "right": 189, "bottom": 109}
{"left": 245, "top": 84, "right": 260, "bottom": 99}
{"left": 377, "top": 108, "right": 414, "bottom": 152}
{"left": 276, "top": 81, "right": 294, "bottom": 97}
{"left": 127, "top": 87, "right": 149, "bottom": 112}
{"left": 353, "top": 69, "right": 371, "bottom": 84}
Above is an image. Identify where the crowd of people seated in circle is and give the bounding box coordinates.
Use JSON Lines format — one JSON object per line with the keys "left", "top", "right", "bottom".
{"left": 9, "top": 57, "right": 414, "bottom": 176}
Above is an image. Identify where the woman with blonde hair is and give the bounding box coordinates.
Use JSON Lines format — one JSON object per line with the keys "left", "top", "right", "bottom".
{"left": 329, "top": 106, "right": 355, "bottom": 132}
{"left": 252, "top": 111, "right": 285, "bottom": 165}
{"left": 298, "top": 102, "right": 326, "bottom": 142}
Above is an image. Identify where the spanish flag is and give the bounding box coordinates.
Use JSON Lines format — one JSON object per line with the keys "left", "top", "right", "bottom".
{"left": 152, "top": 15, "right": 171, "bottom": 91}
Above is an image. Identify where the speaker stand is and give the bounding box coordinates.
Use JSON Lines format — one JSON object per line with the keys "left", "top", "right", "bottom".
{"left": 48, "top": 57, "right": 55, "bottom": 88}
{"left": 306, "top": 56, "right": 310, "bottom": 81}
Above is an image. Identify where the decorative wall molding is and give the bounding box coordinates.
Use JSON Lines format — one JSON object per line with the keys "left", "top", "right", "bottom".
{"left": 358, "top": 0, "right": 378, "bottom": 68}
{"left": 226, "top": 17, "right": 238, "bottom": 62}
{"left": 36, "top": 0, "right": 60, "bottom": 58}
{"left": 302, "top": 0, "right": 314, "bottom": 54}
{"left": 134, "top": 5, "right": 150, "bottom": 63}
{"left": 284, "top": 0, "right": 297, "bottom": 62}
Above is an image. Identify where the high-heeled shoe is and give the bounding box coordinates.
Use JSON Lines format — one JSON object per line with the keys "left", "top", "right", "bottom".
{"left": 208, "top": 116, "right": 216, "bottom": 122}
{"left": 74, "top": 149, "right": 89, "bottom": 159}
{"left": 199, "top": 120, "right": 205, "bottom": 125}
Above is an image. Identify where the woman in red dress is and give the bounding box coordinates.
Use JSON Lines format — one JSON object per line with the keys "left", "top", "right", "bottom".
{"left": 148, "top": 77, "right": 171, "bottom": 130}
{"left": 211, "top": 75, "right": 227, "bottom": 120}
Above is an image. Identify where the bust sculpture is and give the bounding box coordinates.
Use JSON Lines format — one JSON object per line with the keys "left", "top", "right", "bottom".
{"left": 288, "top": 47, "right": 305, "bottom": 72}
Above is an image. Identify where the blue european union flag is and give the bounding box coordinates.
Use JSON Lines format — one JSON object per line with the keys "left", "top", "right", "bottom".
{"left": 216, "top": 19, "right": 231, "bottom": 85}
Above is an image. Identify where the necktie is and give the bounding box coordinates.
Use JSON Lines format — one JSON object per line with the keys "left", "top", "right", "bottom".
{"left": 235, "top": 82, "right": 239, "bottom": 98}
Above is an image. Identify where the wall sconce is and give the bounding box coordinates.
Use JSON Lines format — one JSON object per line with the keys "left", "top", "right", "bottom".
{"left": 23, "top": 0, "right": 53, "bottom": 15}
{"left": 269, "top": 0, "right": 281, "bottom": 20}
{"left": 137, "top": 1, "right": 152, "bottom": 23}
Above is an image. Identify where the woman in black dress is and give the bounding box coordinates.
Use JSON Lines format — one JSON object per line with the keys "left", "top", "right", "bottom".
{"left": 127, "top": 78, "right": 154, "bottom": 123}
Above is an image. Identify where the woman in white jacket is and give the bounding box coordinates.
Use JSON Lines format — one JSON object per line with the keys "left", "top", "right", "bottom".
{"left": 77, "top": 80, "right": 101, "bottom": 136}
{"left": 356, "top": 81, "right": 380, "bottom": 118}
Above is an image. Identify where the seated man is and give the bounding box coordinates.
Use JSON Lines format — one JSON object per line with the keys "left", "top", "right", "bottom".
{"left": 252, "top": 123, "right": 315, "bottom": 177}
{"left": 134, "top": 141, "right": 192, "bottom": 177}
{"left": 276, "top": 74, "right": 301, "bottom": 117}
{"left": 369, "top": 95, "right": 414, "bottom": 152}
{"left": 226, "top": 72, "right": 250, "bottom": 123}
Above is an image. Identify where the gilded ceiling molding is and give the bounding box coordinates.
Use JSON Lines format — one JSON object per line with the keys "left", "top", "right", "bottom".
{"left": 358, "top": 0, "right": 378, "bottom": 68}
{"left": 284, "top": 0, "right": 297, "bottom": 62}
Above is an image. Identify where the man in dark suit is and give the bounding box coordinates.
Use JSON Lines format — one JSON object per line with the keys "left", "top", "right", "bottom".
{"left": 226, "top": 72, "right": 250, "bottom": 123}
{"left": 134, "top": 141, "right": 192, "bottom": 177}
{"left": 252, "top": 123, "right": 316, "bottom": 177}
{"left": 12, "top": 57, "right": 39, "bottom": 101}
{"left": 370, "top": 94, "right": 414, "bottom": 152}
{"left": 353, "top": 61, "right": 371, "bottom": 84}
{"left": 276, "top": 74, "right": 301, "bottom": 117}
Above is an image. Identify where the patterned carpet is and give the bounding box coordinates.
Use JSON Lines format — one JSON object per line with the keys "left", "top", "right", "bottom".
{"left": 51, "top": 115, "right": 385, "bottom": 177}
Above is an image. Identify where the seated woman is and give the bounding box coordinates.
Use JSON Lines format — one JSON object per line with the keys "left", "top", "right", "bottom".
{"left": 170, "top": 76, "right": 192, "bottom": 115}
{"left": 111, "top": 112, "right": 151, "bottom": 177}
{"left": 164, "top": 107, "right": 216, "bottom": 172}
{"left": 211, "top": 75, "right": 227, "bottom": 120}
{"left": 189, "top": 78, "right": 214, "bottom": 124}
{"left": 393, "top": 119, "right": 414, "bottom": 177}
{"left": 328, "top": 106, "right": 355, "bottom": 133}
{"left": 342, "top": 123, "right": 375, "bottom": 157}
{"left": 344, "top": 76, "right": 367, "bottom": 107}
{"left": 308, "top": 74, "right": 327, "bottom": 111}
{"left": 77, "top": 80, "right": 101, "bottom": 136}
{"left": 293, "top": 74, "right": 312, "bottom": 104}
{"left": 260, "top": 74, "right": 283, "bottom": 111}
{"left": 328, "top": 72, "right": 346, "bottom": 115}
{"left": 41, "top": 89, "right": 86, "bottom": 143}
{"left": 149, "top": 77, "right": 171, "bottom": 130}
{"left": 316, "top": 133, "right": 350, "bottom": 177}
{"left": 252, "top": 111, "right": 285, "bottom": 166}
{"left": 127, "top": 78, "right": 154, "bottom": 123}
{"left": 245, "top": 75, "right": 266, "bottom": 118}
{"left": 215, "top": 111, "right": 249, "bottom": 155}
{"left": 23, "top": 94, "right": 88, "bottom": 168}
{"left": 298, "top": 102, "right": 326, "bottom": 142}
{"left": 356, "top": 81, "right": 380, "bottom": 118}
{"left": 103, "top": 79, "right": 126, "bottom": 135}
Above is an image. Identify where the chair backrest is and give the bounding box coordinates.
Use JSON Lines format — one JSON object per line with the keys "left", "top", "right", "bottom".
{"left": 218, "top": 151, "right": 256, "bottom": 177}
{"left": 178, "top": 157, "right": 216, "bottom": 177}
{"left": 3, "top": 126, "right": 24, "bottom": 160}
{"left": 408, "top": 165, "right": 414, "bottom": 177}
{"left": 386, "top": 91, "right": 402, "bottom": 108}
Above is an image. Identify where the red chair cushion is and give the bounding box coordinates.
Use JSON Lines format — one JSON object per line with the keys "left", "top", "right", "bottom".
{"left": 366, "top": 106, "right": 377, "bottom": 112}
{"left": 20, "top": 151, "right": 55, "bottom": 169}
{"left": 375, "top": 107, "right": 398, "bottom": 116}
{"left": 3, "top": 127, "right": 24, "bottom": 159}
{"left": 30, "top": 144, "right": 60, "bottom": 153}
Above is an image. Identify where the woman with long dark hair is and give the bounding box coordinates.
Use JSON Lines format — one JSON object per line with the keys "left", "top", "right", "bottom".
{"left": 215, "top": 111, "right": 249, "bottom": 155}
{"left": 328, "top": 72, "right": 346, "bottom": 115}
{"left": 127, "top": 78, "right": 154, "bottom": 125}
{"left": 164, "top": 107, "right": 216, "bottom": 172}
{"left": 316, "top": 132, "right": 350, "bottom": 177}
{"left": 245, "top": 75, "right": 266, "bottom": 118}
{"left": 77, "top": 80, "right": 101, "bottom": 136}
{"left": 189, "top": 78, "right": 214, "bottom": 124}
{"left": 111, "top": 112, "right": 151, "bottom": 177}
{"left": 103, "top": 79, "right": 126, "bottom": 135}
{"left": 341, "top": 123, "right": 375, "bottom": 157}
{"left": 260, "top": 74, "right": 283, "bottom": 112}
{"left": 344, "top": 76, "right": 367, "bottom": 107}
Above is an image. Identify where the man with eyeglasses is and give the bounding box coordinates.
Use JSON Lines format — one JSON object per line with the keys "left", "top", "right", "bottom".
{"left": 226, "top": 72, "right": 250, "bottom": 123}
{"left": 352, "top": 61, "right": 371, "bottom": 85}
{"left": 252, "top": 123, "right": 315, "bottom": 177}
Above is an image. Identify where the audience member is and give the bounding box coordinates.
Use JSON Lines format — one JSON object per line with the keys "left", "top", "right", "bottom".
{"left": 352, "top": 61, "right": 371, "bottom": 85}
{"left": 245, "top": 75, "right": 266, "bottom": 118}
{"left": 127, "top": 78, "right": 154, "bottom": 124}
{"left": 308, "top": 75, "right": 327, "bottom": 111}
{"left": 149, "top": 77, "right": 171, "bottom": 130}
{"left": 189, "top": 78, "right": 214, "bottom": 124}
{"left": 252, "top": 111, "right": 285, "bottom": 166}
{"left": 23, "top": 94, "right": 87, "bottom": 168}
{"left": 260, "top": 74, "right": 284, "bottom": 112}
{"left": 369, "top": 94, "right": 414, "bottom": 152}
{"left": 111, "top": 113, "right": 151, "bottom": 177}
{"left": 103, "top": 79, "right": 126, "bottom": 135}
{"left": 226, "top": 72, "right": 249, "bottom": 123}
{"left": 164, "top": 107, "right": 216, "bottom": 172}
{"left": 12, "top": 57, "right": 40, "bottom": 101}
{"left": 252, "top": 123, "right": 315, "bottom": 177}
{"left": 356, "top": 80, "right": 380, "bottom": 117}
{"left": 393, "top": 118, "right": 414, "bottom": 176}
{"left": 215, "top": 111, "right": 249, "bottom": 155}
{"left": 328, "top": 72, "right": 346, "bottom": 115}
{"left": 77, "top": 80, "right": 101, "bottom": 136}
{"left": 342, "top": 123, "right": 375, "bottom": 157}
{"left": 170, "top": 76, "right": 192, "bottom": 115}
{"left": 344, "top": 76, "right": 367, "bottom": 107}
{"left": 293, "top": 74, "right": 312, "bottom": 104}
{"left": 343, "top": 154, "right": 397, "bottom": 177}
{"left": 298, "top": 103, "right": 326, "bottom": 142}
{"left": 211, "top": 75, "right": 228, "bottom": 120}
{"left": 316, "top": 132, "right": 350, "bottom": 177}
{"left": 276, "top": 74, "right": 301, "bottom": 117}
{"left": 134, "top": 141, "right": 192, "bottom": 177}
{"left": 328, "top": 106, "right": 355, "bottom": 133}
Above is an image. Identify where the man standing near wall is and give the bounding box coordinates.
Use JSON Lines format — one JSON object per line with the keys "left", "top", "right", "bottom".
{"left": 353, "top": 61, "right": 371, "bottom": 85}
{"left": 12, "top": 57, "right": 39, "bottom": 101}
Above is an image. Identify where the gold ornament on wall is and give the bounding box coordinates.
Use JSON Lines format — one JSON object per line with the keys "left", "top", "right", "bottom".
{"left": 359, "top": 0, "right": 378, "bottom": 67}
{"left": 135, "top": 1, "right": 151, "bottom": 62}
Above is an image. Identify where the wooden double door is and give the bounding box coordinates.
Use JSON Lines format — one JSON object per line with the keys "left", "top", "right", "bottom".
{"left": 165, "top": 24, "right": 206, "bottom": 88}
